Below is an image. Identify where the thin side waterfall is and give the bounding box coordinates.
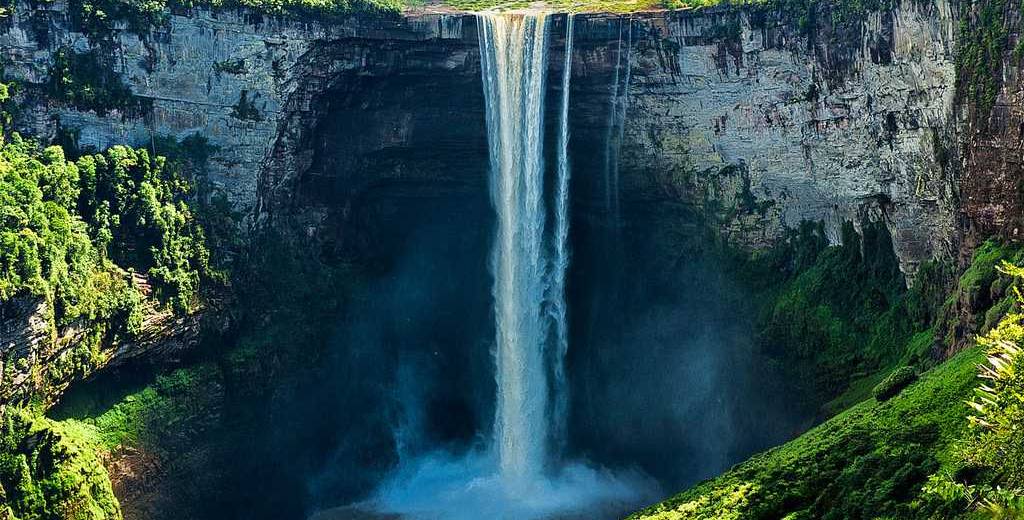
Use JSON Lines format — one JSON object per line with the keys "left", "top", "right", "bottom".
{"left": 604, "top": 17, "right": 634, "bottom": 222}
{"left": 612, "top": 17, "right": 633, "bottom": 221}
{"left": 603, "top": 21, "right": 623, "bottom": 214}
{"left": 549, "top": 13, "right": 575, "bottom": 457}
{"left": 478, "top": 12, "right": 552, "bottom": 481}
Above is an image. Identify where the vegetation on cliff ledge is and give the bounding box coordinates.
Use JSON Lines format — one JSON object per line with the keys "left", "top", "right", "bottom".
{"left": 0, "top": 112, "right": 216, "bottom": 405}
{"left": 67, "top": 0, "right": 404, "bottom": 34}
{"left": 0, "top": 74, "right": 224, "bottom": 513}
{"left": 53, "top": 0, "right": 911, "bottom": 25}
{"left": 719, "top": 220, "right": 950, "bottom": 413}
{"left": 0, "top": 135, "right": 213, "bottom": 317}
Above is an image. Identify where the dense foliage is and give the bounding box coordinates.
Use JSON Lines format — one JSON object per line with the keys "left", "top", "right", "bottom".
{"left": 0, "top": 127, "right": 215, "bottom": 409}
{"left": 742, "top": 220, "right": 944, "bottom": 409}
{"left": 0, "top": 409, "right": 120, "bottom": 520}
{"left": 68, "top": 0, "right": 403, "bottom": 35}
{"left": 1, "top": 135, "right": 212, "bottom": 320}
{"left": 0, "top": 116, "right": 223, "bottom": 518}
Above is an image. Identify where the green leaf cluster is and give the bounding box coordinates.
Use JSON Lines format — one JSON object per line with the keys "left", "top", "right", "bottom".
{"left": 0, "top": 132, "right": 214, "bottom": 402}
{"left": 0, "top": 408, "right": 121, "bottom": 520}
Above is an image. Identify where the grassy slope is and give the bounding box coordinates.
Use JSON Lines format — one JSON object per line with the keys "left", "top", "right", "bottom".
{"left": 628, "top": 240, "right": 1024, "bottom": 520}
{"left": 628, "top": 345, "right": 984, "bottom": 520}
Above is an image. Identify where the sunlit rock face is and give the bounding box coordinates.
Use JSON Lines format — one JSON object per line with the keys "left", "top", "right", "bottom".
{"left": 2, "top": 0, "right": 959, "bottom": 277}
{"left": 600, "top": 0, "right": 959, "bottom": 280}
{"left": 0, "top": 1, "right": 473, "bottom": 231}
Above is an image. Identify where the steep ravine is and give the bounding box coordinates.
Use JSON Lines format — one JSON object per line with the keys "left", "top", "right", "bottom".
{"left": 2, "top": 0, "right": 1020, "bottom": 518}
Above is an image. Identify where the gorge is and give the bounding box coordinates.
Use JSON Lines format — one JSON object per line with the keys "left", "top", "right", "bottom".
{"left": 2, "top": 0, "right": 1024, "bottom": 518}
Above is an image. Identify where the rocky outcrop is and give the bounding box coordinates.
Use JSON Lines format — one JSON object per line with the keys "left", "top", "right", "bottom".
{"left": 0, "top": 297, "right": 50, "bottom": 401}
{"left": 0, "top": 279, "right": 226, "bottom": 406}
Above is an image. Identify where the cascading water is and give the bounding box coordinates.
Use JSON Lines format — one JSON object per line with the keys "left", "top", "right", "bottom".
{"left": 549, "top": 13, "right": 574, "bottom": 459}
{"left": 604, "top": 17, "right": 633, "bottom": 222}
{"left": 613, "top": 17, "right": 633, "bottom": 221}
{"left": 478, "top": 13, "right": 553, "bottom": 481}
{"left": 351, "top": 13, "right": 656, "bottom": 520}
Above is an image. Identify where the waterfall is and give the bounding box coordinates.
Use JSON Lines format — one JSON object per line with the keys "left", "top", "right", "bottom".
{"left": 613, "top": 17, "right": 633, "bottom": 221}
{"left": 478, "top": 12, "right": 552, "bottom": 481}
{"left": 353, "top": 14, "right": 656, "bottom": 519}
{"left": 604, "top": 17, "right": 633, "bottom": 221}
{"left": 549, "top": 13, "right": 574, "bottom": 458}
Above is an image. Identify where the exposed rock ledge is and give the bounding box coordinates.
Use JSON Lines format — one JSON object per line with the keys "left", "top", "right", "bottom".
{"left": 0, "top": 282, "right": 228, "bottom": 406}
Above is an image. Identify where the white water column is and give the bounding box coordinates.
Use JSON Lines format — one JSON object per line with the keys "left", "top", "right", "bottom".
{"left": 478, "top": 12, "right": 552, "bottom": 482}
{"left": 549, "top": 13, "right": 575, "bottom": 458}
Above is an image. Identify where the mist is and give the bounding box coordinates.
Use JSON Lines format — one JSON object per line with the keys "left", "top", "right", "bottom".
{"left": 302, "top": 13, "right": 812, "bottom": 517}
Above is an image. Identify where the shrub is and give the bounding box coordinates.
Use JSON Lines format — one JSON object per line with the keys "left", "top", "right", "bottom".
{"left": 46, "top": 48, "right": 149, "bottom": 116}
{"left": 872, "top": 366, "right": 917, "bottom": 401}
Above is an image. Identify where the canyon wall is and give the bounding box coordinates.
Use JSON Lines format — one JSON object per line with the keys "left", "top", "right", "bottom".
{"left": 614, "top": 1, "right": 958, "bottom": 277}
{"left": 0, "top": 0, "right": 977, "bottom": 402}
{"left": 1, "top": 0, "right": 963, "bottom": 272}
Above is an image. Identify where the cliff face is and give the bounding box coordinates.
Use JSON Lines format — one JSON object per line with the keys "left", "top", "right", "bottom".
{"left": 957, "top": 0, "right": 1024, "bottom": 252}
{"left": 614, "top": 1, "right": 958, "bottom": 277}
{"left": 1, "top": 0, "right": 961, "bottom": 273}
{"left": 261, "top": 4, "right": 961, "bottom": 279}
{"left": 0, "top": 0, "right": 974, "bottom": 402}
